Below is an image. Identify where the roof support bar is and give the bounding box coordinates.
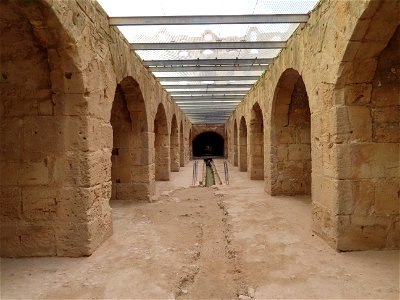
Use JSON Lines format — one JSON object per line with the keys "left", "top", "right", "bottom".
{"left": 158, "top": 76, "right": 259, "bottom": 81}
{"left": 175, "top": 101, "right": 241, "bottom": 104}
{"left": 171, "top": 91, "right": 247, "bottom": 95}
{"left": 165, "top": 84, "right": 253, "bottom": 89}
{"left": 144, "top": 58, "right": 273, "bottom": 66}
{"left": 182, "top": 106, "right": 236, "bottom": 109}
{"left": 109, "top": 14, "right": 309, "bottom": 26}
{"left": 131, "top": 41, "right": 285, "bottom": 50}
{"left": 173, "top": 95, "right": 243, "bottom": 100}
{"left": 152, "top": 65, "right": 267, "bottom": 72}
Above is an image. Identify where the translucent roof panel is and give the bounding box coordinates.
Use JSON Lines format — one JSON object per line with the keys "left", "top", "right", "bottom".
{"left": 137, "top": 49, "right": 281, "bottom": 61}
{"left": 120, "top": 23, "right": 298, "bottom": 44}
{"left": 98, "top": 0, "right": 318, "bottom": 17}
{"left": 154, "top": 70, "right": 265, "bottom": 77}
{"left": 97, "top": 0, "right": 320, "bottom": 123}
{"left": 159, "top": 80, "right": 256, "bottom": 85}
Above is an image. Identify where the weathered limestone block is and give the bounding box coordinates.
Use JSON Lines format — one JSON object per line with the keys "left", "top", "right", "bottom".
{"left": 288, "top": 144, "right": 311, "bottom": 161}
{"left": 0, "top": 187, "right": 22, "bottom": 220}
{"left": 336, "top": 143, "right": 399, "bottom": 179}
{"left": 333, "top": 106, "right": 372, "bottom": 143}
{"left": 374, "top": 180, "right": 400, "bottom": 215}
{"left": 22, "top": 187, "right": 58, "bottom": 221}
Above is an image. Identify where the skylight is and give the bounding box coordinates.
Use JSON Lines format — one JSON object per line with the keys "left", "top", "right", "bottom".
{"left": 97, "top": 0, "right": 320, "bottom": 123}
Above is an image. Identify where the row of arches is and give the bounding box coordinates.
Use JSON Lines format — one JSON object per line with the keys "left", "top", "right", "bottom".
{"left": 228, "top": 0, "right": 399, "bottom": 251}
{"left": 110, "top": 80, "right": 190, "bottom": 201}
{"left": 0, "top": 0, "right": 192, "bottom": 257}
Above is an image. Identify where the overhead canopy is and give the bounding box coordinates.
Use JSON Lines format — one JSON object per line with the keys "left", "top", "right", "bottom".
{"left": 98, "top": 0, "right": 319, "bottom": 124}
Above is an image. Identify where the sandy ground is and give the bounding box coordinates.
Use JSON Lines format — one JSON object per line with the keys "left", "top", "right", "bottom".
{"left": 1, "top": 159, "right": 399, "bottom": 299}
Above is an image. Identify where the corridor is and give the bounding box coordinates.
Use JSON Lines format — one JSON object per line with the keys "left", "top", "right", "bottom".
{"left": 1, "top": 160, "right": 398, "bottom": 299}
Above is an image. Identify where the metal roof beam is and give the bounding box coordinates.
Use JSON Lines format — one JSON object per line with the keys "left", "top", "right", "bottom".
{"left": 171, "top": 91, "right": 247, "bottom": 95}
{"left": 176, "top": 100, "right": 240, "bottom": 103}
{"left": 179, "top": 104, "right": 238, "bottom": 107}
{"left": 131, "top": 41, "right": 285, "bottom": 50}
{"left": 144, "top": 58, "right": 273, "bottom": 66}
{"left": 109, "top": 14, "right": 309, "bottom": 26}
{"left": 173, "top": 96, "right": 243, "bottom": 100}
{"left": 159, "top": 76, "right": 259, "bottom": 82}
{"left": 181, "top": 108, "right": 235, "bottom": 111}
{"left": 165, "top": 84, "right": 253, "bottom": 89}
{"left": 152, "top": 65, "right": 267, "bottom": 72}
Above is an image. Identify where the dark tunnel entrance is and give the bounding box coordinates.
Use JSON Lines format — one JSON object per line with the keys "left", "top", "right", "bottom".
{"left": 192, "top": 132, "right": 224, "bottom": 157}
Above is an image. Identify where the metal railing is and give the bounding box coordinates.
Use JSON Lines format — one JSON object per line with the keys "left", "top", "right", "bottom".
{"left": 223, "top": 160, "right": 229, "bottom": 185}
{"left": 192, "top": 160, "right": 198, "bottom": 186}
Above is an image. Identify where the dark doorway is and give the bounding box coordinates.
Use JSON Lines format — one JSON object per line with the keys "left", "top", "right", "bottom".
{"left": 192, "top": 132, "right": 224, "bottom": 157}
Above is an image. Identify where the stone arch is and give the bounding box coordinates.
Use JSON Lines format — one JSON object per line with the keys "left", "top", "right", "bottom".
{"left": 192, "top": 131, "right": 224, "bottom": 157}
{"left": 0, "top": 0, "right": 112, "bottom": 257}
{"left": 189, "top": 128, "right": 193, "bottom": 159}
{"left": 170, "top": 114, "right": 179, "bottom": 172}
{"left": 179, "top": 121, "right": 184, "bottom": 167}
{"left": 270, "top": 69, "right": 311, "bottom": 195}
{"left": 239, "top": 116, "right": 248, "bottom": 172}
{"left": 329, "top": 1, "right": 400, "bottom": 250}
{"left": 154, "top": 103, "right": 170, "bottom": 180}
{"left": 233, "top": 120, "right": 238, "bottom": 166}
{"left": 110, "top": 77, "right": 149, "bottom": 202}
{"left": 224, "top": 129, "right": 228, "bottom": 158}
{"left": 249, "top": 103, "right": 264, "bottom": 180}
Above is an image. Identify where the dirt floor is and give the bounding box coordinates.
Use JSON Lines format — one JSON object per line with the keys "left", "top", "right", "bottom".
{"left": 1, "top": 159, "right": 399, "bottom": 299}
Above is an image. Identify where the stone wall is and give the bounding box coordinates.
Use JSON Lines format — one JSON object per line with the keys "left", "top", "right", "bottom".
{"left": 0, "top": 0, "right": 192, "bottom": 257}
{"left": 226, "top": 0, "right": 399, "bottom": 251}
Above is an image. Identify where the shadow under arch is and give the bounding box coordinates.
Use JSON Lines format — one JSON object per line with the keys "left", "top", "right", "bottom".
{"left": 249, "top": 102, "right": 264, "bottom": 180}
{"left": 110, "top": 76, "right": 150, "bottom": 202}
{"left": 269, "top": 68, "right": 311, "bottom": 196}
{"left": 239, "top": 116, "right": 248, "bottom": 172}
{"left": 170, "top": 114, "right": 180, "bottom": 172}
{"left": 233, "top": 120, "right": 238, "bottom": 166}
{"left": 154, "top": 103, "right": 170, "bottom": 181}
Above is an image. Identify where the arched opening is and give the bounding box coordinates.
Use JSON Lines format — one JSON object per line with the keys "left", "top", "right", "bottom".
{"left": 239, "top": 117, "right": 248, "bottom": 172}
{"left": 170, "top": 114, "right": 179, "bottom": 172}
{"left": 192, "top": 132, "right": 224, "bottom": 157}
{"left": 234, "top": 121, "right": 238, "bottom": 166}
{"left": 331, "top": 2, "right": 399, "bottom": 250}
{"left": 179, "top": 121, "right": 185, "bottom": 167}
{"left": 110, "top": 77, "right": 149, "bottom": 201}
{"left": 0, "top": 1, "right": 113, "bottom": 257}
{"left": 189, "top": 128, "right": 193, "bottom": 159}
{"left": 249, "top": 103, "right": 264, "bottom": 180}
{"left": 224, "top": 129, "right": 228, "bottom": 158}
{"left": 154, "top": 104, "right": 170, "bottom": 180}
{"left": 271, "top": 69, "right": 311, "bottom": 195}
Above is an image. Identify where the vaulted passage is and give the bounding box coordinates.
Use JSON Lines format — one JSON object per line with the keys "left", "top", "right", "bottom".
{"left": 192, "top": 132, "right": 224, "bottom": 157}
{"left": 0, "top": 2, "right": 399, "bottom": 296}
{"left": 249, "top": 103, "right": 264, "bottom": 180}
{"left": 154, "top": 104, "right": 170, "bottom": 180}
{"left": 233, "top": 121, "right": 238, "bottom": 166}
{"left": 170, "top": 114, "right": 180, "bottom": 172}
{"left": 179, "top": 122, "right": 185, "bottom": 167}
{"left": 239, "top": 117, "right": 248, "bottom": 172}
{"left": 271, "top": 69, "right": 311, "bottom": 195}
{"left": 111, "top": 78, "right": 149, "bottom": 201}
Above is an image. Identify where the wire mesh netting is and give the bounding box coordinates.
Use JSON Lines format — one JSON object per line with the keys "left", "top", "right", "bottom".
{"left": 97, "top": 0, "right": 320, "bottom": 123}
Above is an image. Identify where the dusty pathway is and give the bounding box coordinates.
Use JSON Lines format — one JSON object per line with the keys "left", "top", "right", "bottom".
{"left": 1, "top": 160, "right": 399, "bottom": 299}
